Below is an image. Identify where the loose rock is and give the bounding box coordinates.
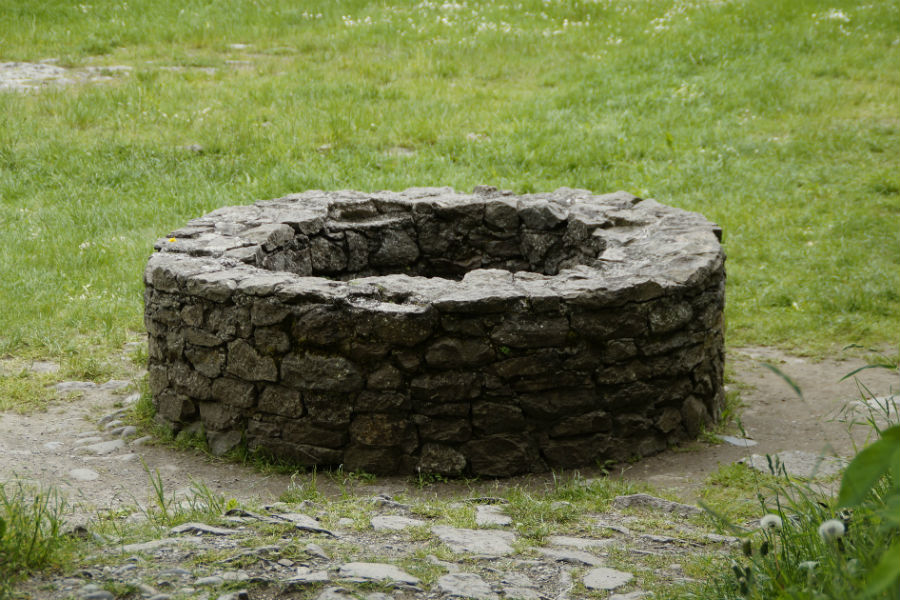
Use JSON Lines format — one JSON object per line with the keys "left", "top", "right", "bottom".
{"left": 547, "top": 535, "right": 620, "bottom": 551}
{"left": 338, "top": 562, "right": 420, "bottom": 585}
{"left": 720, "top": 435, "right": 757, "bottom": 447}
{"left": 77, "top": 439, "right": 125, "bottom": 456}
{"left": 371, "top": 515, "right": 426, "bottom": 531}
{"left": 583, "top": 567, "right": 634, "bottom": 591}
{"left": 536, "top": 547, "right": 604, "bottom": 566}
{"left": 68, "top": 468, "right": 100, "bottom": 481}
{"left": 170, "top": 523, "right": 237, "bottom": 536}
{"left": 432, "top": 526, "right": 516, "bottom": 556}
{"left": 475, "top": 505, "right": 512, "bottom": 527}
{"left": 437, "top": 572, "right": 498, "bottom": 599}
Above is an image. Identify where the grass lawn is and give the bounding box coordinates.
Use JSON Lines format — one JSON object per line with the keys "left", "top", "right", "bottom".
{"left": 0, "top": 0, "right": 897, "bottom": 367}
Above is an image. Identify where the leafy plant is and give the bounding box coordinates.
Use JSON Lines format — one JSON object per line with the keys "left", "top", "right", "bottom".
{"left": 836, "top": 425, "right": 900, "bottom": 596}
{"left": 690, "top": 358, "right": 899, "bottom": 600}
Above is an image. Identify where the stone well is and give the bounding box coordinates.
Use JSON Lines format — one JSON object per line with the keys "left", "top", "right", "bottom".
{"left": 144, "top": 187, "right": 725, "bottom": 476}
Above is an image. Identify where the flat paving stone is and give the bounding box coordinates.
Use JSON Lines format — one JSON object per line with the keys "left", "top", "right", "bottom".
{"left": 55, "top": 381, "right": 97, "bottom": 393}
{"left": 270, "top": 512, "right": 336, "bottom": 536}
{"left": 68, "top": 468, "right": 99, "bottom": 481}
{"left": 432, "top": 525, "right": 516, "bottom": 556}
{"left": 77, "top": 439, "right": 125, "bottom": 455}
{"left": 612, "top": 493, "right": 702, "bottom": 517}
{"left": 536, "top": 547, "right": 604, "bottom": 566}
{"left": 475, "top": 505, "right": 512, "bottom": 527}
{"left": 371, "top": 515, "right": 426, "bottom": 531}
{"left": 99, "top": 379, "right": 131, "bottom": 391}
{"left": 283, "top": 569, "right": 330, "bottom": 585}
{"left": 547, "top": 535, "right": 620, "bottom": 550}
{"left": 119, "top": 536, "right": 204, "bottom": 553}
{"left": 170, "top": 522, "right": 238, "bottom": 536}
{"left": 498, "top": 573, "right": 541, "bottom": 600}
{"left": 721, "top": 435, "right": 758, "bottom": 447}
{"left": 73, "top": 437, "right": 104, "bottom": 446}
{"left": 314, "top": 588, "right": 354, "bottom": 600}
{"left": 305, "top": 543, "right": 329, "bottom": 559}
{"left": 741, "top": 450, "right": 848, "bottom": 479}
{"left": 609, "top": 592, "right": 651, "bottom": 600}
{"left": 28, "top": 360, "right": 60, "bottom": 374}
{"left": 81, "top": 591, "right": 115, "bottom": 600}
{"left": 338, "top": 562, "right": 420, "bottom": 585}
{"left": 583, "top": 567, "right": 634, "bottom": 591}
{"left": 437, "top": 572, "right": 498, "bottom": 599}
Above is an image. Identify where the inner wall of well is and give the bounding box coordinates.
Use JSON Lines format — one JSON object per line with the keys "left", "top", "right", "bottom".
{"left": 259, "top": 205, "right": 605, "bottom": 281}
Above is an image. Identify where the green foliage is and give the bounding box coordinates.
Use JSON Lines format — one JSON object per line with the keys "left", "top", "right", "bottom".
{"left": 139, "top": 460, "right": 233, "bottom": 527}
{"left": 0, "top": 480, "right": 69, "bottom": 597}
{"left": 0, "top": 370, "right": 54, "bottom": 413}
{"left": 838, "top": 425, "right": 900, "bottom": 509}
{"left": 836, "top": 425, "right": 900, "bottom": 597}
{"left": 279, "top": 471, "right": 323, "bottom": 504}
{"left": 690, "top": 362, "right": 900, "bottom": 599}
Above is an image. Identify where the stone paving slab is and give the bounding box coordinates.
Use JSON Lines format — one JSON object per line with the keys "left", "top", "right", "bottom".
{"left": 432, "top": 526, "right": 517, "bottom": 556}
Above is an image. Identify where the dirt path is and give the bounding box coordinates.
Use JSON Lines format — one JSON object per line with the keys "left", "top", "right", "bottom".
{"left": 1, "top": 347, "right": 896, "bottom": 515}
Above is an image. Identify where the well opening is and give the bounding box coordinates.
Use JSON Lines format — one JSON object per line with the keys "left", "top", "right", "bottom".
{"left": 252, "top": 195, "right": 607, "bottom": 282}
{"left": 144, "top": 187, "right": 726, "bottom": 476}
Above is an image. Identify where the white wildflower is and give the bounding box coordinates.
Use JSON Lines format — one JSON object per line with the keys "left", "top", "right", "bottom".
{"left": 824, "top": 8, "right": 850, "bottom": 22}
{"left": 818, "top": 519, "right": 846, "bottom": 541}
{"left": 760, "top": 514, "right": 783, "bottom": 531}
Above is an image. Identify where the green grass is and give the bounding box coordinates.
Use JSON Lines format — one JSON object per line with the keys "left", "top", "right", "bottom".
{"left": 0, "top": 368, "right": 55, "bottom": 412}
{"left": 0, "top": 0, "right": 897, "bottom": 363}
{"left": 0, "top": 480, "right": 71, "bottom": 598}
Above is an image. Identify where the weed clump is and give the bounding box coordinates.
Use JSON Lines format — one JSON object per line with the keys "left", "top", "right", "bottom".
{"left": 693, "top": 360, "right": 899, "bottom": 600}
{"left": 0, "top": 480, "right": 69, "bottom": 598}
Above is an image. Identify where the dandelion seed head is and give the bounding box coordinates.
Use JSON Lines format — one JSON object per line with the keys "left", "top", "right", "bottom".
{"left": 760, "top": 514, "right": 783, "bottom": 531}
{"left": 818, "top": 519, "right": 846, "bottom": 541}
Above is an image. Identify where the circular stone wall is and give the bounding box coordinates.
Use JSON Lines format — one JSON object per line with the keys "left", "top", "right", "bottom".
{"left": 144, "top": 186, "right": 725, "bottom": 476}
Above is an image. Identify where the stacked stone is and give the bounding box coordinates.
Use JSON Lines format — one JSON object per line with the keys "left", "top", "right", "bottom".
{"left": 144, "top": 187, "right": 725, "bottom": 476}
